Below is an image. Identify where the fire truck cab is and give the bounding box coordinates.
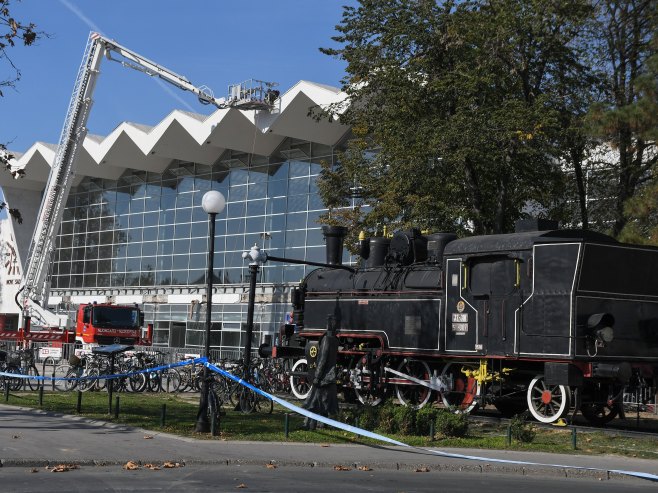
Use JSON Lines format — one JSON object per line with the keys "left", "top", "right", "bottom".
{"left": 76, "top": 303, "right": 144, "bottom": 346}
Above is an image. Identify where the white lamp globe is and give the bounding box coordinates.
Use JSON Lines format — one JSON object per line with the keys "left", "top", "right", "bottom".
{"left": 201, "top": 190, "right": 226, "bottom": 215}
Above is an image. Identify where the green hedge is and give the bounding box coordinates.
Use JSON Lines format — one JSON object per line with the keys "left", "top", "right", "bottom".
{"left": 338, "top": 399, "right": 469, "bottom": 437}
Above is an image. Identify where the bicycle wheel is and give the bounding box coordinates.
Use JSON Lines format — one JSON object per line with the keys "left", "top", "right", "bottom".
{"left": 63, "top": 366, "right": 80, "bottom": 391}
{"left": 129, "top": 371, "right": 147, "bottom": 392}
{"left": 53, "top": 364, "right": 72, "bottom": 391}
{"left": 5, "top": 366, "right": 23, "bottom": 391}
{"left": 25, "top": 365, "right": 40, "bottom": 391}
{"left": 161, "top": 368, "right": 182, "bottom": 393}
{"left": 254, "top": 386, "right": 274, "bottom": 414}
{"left": 80, "top": 369, "right": 100, "bottom": 392}
{"left": 237, "top": 386, "right": 254, "bottom": 413}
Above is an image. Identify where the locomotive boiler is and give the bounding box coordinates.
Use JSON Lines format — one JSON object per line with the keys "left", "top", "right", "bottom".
{"left": 270, "top": 220, "right": 658, "bottom": 425}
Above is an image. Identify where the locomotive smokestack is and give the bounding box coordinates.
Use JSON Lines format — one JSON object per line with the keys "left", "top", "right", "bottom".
{"left": 322, "top": 225, "right": 348, "bottom": 266}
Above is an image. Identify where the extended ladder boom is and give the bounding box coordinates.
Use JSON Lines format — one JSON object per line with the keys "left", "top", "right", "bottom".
{"left": 20, "top": 32, "right": 276, "bottom": 323}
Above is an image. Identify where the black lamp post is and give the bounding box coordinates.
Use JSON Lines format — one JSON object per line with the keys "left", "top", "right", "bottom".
{"left": 195, "top": 190, "right": 225, "bottom": 433}
{"left": 241, "top": 244, "right": 268, "bottom": 379}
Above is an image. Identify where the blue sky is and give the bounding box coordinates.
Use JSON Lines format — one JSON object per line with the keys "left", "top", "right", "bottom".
{"left": 1, "top": 0, "right": 352, "bottom": 153}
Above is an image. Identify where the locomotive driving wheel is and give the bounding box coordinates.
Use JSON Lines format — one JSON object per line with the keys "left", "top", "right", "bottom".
{"left": 526, "top": 375, "right": 571, "bottom": 423}
{"left": 439, "top": 362, "right": 481, "bottom": 414}
{"left": 352, "top": 358, "right": 386, "bottom": 406}
{"left": 289, "top": 358, "right": 312, "bottom": 400}
{"left": 394, "top": 359, "right": 432, "bottom": 409}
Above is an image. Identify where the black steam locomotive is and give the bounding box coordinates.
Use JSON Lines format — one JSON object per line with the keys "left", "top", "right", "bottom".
{"left": 268, "top": 220, "right": 658, "bottom": 424}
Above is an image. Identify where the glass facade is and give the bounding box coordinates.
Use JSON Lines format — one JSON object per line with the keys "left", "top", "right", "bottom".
{"left": 50, "top": 138, "right": 347, "bottom": 353}
{"left": 52, "top": 140, "right": 336, "bottom": 290}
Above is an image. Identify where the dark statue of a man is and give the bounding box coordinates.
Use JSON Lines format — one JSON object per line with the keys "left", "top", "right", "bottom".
{"left": 302, "top": 319, "right": 339, "bottom": 430}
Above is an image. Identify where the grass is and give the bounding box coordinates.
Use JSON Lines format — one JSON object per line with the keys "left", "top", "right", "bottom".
{"left": 4, "top": 390, "right": 658, "bottom": 460}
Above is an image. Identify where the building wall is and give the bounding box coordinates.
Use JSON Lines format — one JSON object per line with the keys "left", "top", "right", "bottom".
{"left": 48, "top": 138, "right": 351, "bottom": 352}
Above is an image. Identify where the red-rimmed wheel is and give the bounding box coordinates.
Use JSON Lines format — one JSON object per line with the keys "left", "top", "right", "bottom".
{"left": 526, "top": 375, "right": 571, "bottom": 423}
{"left": 440, "top": 362, "right": 480, "bottom": 414}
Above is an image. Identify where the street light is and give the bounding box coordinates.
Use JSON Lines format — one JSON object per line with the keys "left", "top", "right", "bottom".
{"left": 195, "top": 190, "right": 226, "bottom": 433}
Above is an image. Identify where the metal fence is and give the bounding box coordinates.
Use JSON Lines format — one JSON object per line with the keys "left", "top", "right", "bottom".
{"left": 28, "top": 342, "right": 252, "bottom": 366}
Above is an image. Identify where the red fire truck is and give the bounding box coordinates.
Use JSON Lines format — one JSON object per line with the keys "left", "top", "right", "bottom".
{"left": 75, "top": 303, "right": 149, "bottom": 346}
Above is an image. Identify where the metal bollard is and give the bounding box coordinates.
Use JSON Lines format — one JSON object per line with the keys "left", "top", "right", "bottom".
{"left": 211, "top": 411, "right": 218, "bottom": 437}
{"left": 4, "top": 382, "right": 9, "bottom": 402}
{"left": 76, "top": 391, "right": 82, "bottom": 413}
{"left": 114, "top": 396, "right": 120, "bottom": 419}
{"left": 507, "top": 424, "right": 512, "bottom": 446}
{"left": 160, "top": 404, "right": 166, "bottom": 427}
{"left": 39, "top": 386, "right": 44, "bottom": 406}
{"left": 284, "top": 413, "right": 290, "bottom": 438}
{"left": 572, "top": 427, "right": 577, "bottom": 450}
{"left": 429, "top": 422, "right": 435, "bottom": 441}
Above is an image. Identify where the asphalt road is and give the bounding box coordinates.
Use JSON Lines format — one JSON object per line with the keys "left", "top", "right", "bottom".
{"left": 1, "top": 463, "right": 657, "bottom": 492}
{"left": 1, "top": 404, "right": 657, "bottom": 492}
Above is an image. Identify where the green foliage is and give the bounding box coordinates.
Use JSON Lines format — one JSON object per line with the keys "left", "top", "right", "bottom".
{"left": 415, "top": 405, "right": 438, "bottom": 436}
{"left": 376, "top": 400, "right": 398, "bottom": 434}
{"left": 435, "top": 410, "right": 469, "bottom": 438}
{"left": 393, "top": 403, "right": 416, "bottom": 435}
{"left": 320, "top": 0, "right": 596, "bottom": 236}
{"left": 509, "top": 414, "right": 536, "bottom": 443}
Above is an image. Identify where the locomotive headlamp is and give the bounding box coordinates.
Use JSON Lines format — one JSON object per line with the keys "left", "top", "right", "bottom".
{"left": 596, "top": 326, "right": 614, "bottom": 343}
{"left": 587, "top": 313, "right": 615, "bottom": 344}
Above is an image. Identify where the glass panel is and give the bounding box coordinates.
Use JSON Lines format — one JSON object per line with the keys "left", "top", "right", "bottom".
{"left": 227, "top": 201, "right": 246, "bottom": 218}
{"left": 143, "top": 226, "right": 158, "bottom": 242}
{"left": 286, "top": 212, "right": 307, "bottom": 230}
{"left": 173, "top": 238, "right": 190, "bottom": 254}
{"left": 157, "top": 255, "right": 173, "bottom": 270}
{"left": 285, "top": 230, "right": 306, "bottom": 248}
{"left": 127, "top": 242, "right": 142, "bottom": 257}
{"left": 289, "top": 177, "right": 309, "bottom": 195}
{"left": 287, "top": 194, "right": 308, "bottom": 212}
{"left": 158, "top": 240, "right": 173, "bottom": 255}
{"left": 190, "top": 237, "right": 206, "bottom": 253}
{"left": 289, "top": 160, "right": 310, "bottom": 177}
{"left": 172, "top": 255, "right": 189, "bottom": 270}
{"left": 188, "top": 253, "right": 206, "bottom": 270}
{"left": 141, "top": 241, "right": 157, "bottom": 256}
{"left": 268, "top": 179, "right": 287, "bottom": 197}
{"left": 246, "top": 199, "right": 266, "bottom": 216}
{"left": 175, "top": 223, "right": 191, "bottom": 238}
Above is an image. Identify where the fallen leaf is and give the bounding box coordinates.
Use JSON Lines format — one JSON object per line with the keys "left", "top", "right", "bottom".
{"left": 143, "top": 435, "right": 154, "bottom": 439}
{"left": 123, "top": 461, "right": 140, "bottom": 470}
{"left": 357, "top": 466, "right": 372, "bottom": 471}
{"left": 144, "top": 463, "right": 160, "bottom": 470}
{"left": 415, "top": 467, "right": 430, "bottom": 473}
{"left": 266, "top": 464, "right": 277, "bottom": 469}
{"left": 236, "top": 483, "right": 247, "bottom": 488}
{"left": 12, "top": 435, "right": 20, "bottom": 439}
{"left": 321, "top": 444, "right": 330, "bottom": 448}
{"left": 50, "top": 464, "right": 79, "bottom": 473}
{"left": 30, "top": 468, "right": 38, "bottom": 473}
{"left": 333, "top": 465, "right": 352, "bottom": 471}
{"left": 163, "top": 461, "right": 182, "bottom": 468}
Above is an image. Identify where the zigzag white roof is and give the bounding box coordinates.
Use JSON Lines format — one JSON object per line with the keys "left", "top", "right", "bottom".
{"left": 2, "top": 81, "right": 349, "bottom": 188}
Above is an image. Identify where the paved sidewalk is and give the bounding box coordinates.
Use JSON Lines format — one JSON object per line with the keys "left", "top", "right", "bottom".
{"left": 1, "top": 404, "right": 657, "bottom": 483}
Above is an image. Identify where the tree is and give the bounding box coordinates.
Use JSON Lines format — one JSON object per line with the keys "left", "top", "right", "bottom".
{"left": 318, "top": 0, "right": 594, "bottom": 240}
{"left": 586, "top": 0, "right": 658, "bottom": 237}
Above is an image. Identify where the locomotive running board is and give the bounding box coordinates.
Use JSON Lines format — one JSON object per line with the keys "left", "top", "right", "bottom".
{"left": 384, "top": 367, "right": 449, "bottom": 392}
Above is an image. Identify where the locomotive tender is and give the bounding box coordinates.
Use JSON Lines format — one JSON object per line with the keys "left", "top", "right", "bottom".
{"left": 271, "top": 220, "right": 658, "bottom": 424}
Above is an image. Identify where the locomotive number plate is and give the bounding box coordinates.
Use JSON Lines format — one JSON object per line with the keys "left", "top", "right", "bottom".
{"left": 452, "top": 322, "right": 468, "bottom": 333}
{"left": 452, "top": 313, "right": 468, "bottom": 323}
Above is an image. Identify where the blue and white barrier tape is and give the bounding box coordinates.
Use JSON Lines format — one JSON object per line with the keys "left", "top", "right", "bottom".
{"left": 203, "top": 361, "right": 658, "bottom": 483}
{"left": 1, "top": 358, "right": 656, "bottom": 482}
